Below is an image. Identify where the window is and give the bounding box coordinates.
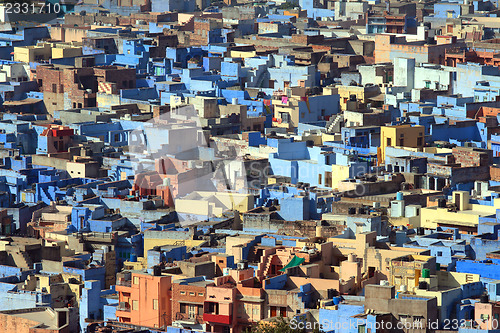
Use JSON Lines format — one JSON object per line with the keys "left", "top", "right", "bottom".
{"left": 425, "top": 81, "right": 430, "bottom": 89}
{"left": 180, "top": 291, "right": 186, "bottom": 295}
{"left": 189, "top": 292, "right": 195, "bottom": 296}
{"left": 153, "top": 299, "right": 158, "bottom": 310}
{"left": 219, "top": 260, "right": 224, "bottom": 264}
{"left": 180, "top": 304, "right": 186, "bottom": 313}
{"left": 198, "top": 293, "right": 204, "bottom": 297}
{"left": 133, "top": 276, "right": 139, "bottom": 285}
{"left": 330, "top": 267, "right": 335, "bottom": 273}
{"left": 52, "top": 83, "right": 57, "bottom": 93}
{"left": 132, "top": 300, "right": 138, "bottom": 311}
{"left": 437, "top": 251, "right": 442, "bottom": 256}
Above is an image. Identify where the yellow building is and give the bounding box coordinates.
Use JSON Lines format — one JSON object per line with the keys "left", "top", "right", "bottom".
{"left": 337, "top": 84, "right": 381, "bottom": 110}
{"left": 414, "top": 271, "right": 481, "bottom": 322}
{"left": 143, "top": 229, "right": 208, "bottom": 258}
{"left": 175, "top": 191, "right": 254, "bottom": 217}
{"left": 229, "top": 49, "right": 257, "bottom": 58}
{"left": 419, "top": 191, "right": 500, "bottom": 230}
{"left": 325, "top": 232, "right": 426, "bottom": 279}
{"left": 380, "top": 125, "right": 425, "bottom": 163}
{"left": 14, "top": 42, "right": 82, "bottom": 63}
{"left": 330, "top": 164, "right": 350, "bottom": 190}
{"left": 389, "top": 254, "right": 436, "bottom": 292}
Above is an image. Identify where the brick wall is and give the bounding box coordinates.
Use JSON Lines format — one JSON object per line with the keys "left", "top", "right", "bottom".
{"left": 171, "top": 283, "right": 207, "bottom": 323}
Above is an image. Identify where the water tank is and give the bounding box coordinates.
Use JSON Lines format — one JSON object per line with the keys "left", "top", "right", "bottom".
{"left": 418, "top": 281, "right": 428, "bottom": 290}
{"left": 480, "top": 294, "right": 489, "bottom": 303}
{"left": 332, "top": 296, "right": 341, "bottom": 305}
{"left": 422, "top": 268, "right": 430, "bottom": 278}
{"left": 417, "top": 227, "right": 425, "bottom": 235}
{"left": 348, "top": 254, "right": 356, "bottom": 262}
{"left": 130, "top": 254, "right": 137, "bottom": 262}
{"left": 153, "top": 265, "right": 161, "bottom": 276}
{"left": 396, "top": 192, "right": 404, "bottom": 201}
{"left": 232, "top": 98, "right": 238, "bottom": 105}
{"left": 163, "top": 178, "right": 171, "bottom": 186}
{"left": 399, "top": 285, "right": 407, "bottom": 292}
{"left": 237, "top": 261, "right": 248, "bottom": 270}
{"left": 380, "top": 280, "right": 389, "bottom": 286}
{"left": 373, "top": 202, "right": 381, "bottom": 209}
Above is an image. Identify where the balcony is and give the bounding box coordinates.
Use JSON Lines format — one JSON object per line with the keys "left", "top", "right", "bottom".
{"left": 203, "top": 313, "right": 232, "bottom": 325}
{"left": 116, "top": 279, "right": 131, "bottom": 287}
{"left": 175, "top": 312, "right": 201, "bottom": 325}
{"left": 116, "top": 305, "right": 131, "bottom": 312}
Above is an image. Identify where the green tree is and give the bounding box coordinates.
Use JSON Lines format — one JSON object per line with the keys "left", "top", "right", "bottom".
{"left": 279, "top": 1, "right": 296, "bottom": 9}
{"left": 247, "top": 316, "right": 322, "bottom": 333}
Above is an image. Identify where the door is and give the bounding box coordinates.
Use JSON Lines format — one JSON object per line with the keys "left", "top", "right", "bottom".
{"left": 188, "top": 305, "right": 197, "bottom": 318}
{"left": 270, "top": 306, "right": 277, "bottom": 317}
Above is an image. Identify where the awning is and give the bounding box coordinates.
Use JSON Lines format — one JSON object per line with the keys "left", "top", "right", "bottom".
{"left": 279, "top": 255, "right": 305, "bottom": 272}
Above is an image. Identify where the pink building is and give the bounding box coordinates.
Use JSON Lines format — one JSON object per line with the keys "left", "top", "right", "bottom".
{"left": 474, "top": 300, "right": 500, "bottom": 330}
{"left": 204, "top": 267, "right": 263, "bottom": 333}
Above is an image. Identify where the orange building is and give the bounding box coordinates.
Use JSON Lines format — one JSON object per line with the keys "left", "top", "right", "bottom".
{"left": 116, "top": 270, "right": 172, "bottom": 329}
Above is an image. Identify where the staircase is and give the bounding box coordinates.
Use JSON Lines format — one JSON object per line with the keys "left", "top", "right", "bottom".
{"left": 326, "top": 114, "right": 343, "bottom": 133}
{"left": 11, "top": 251, "right": 32, "bottom": 269}
{"left": 256, "top": 253, "right": 277, "bottom": 279}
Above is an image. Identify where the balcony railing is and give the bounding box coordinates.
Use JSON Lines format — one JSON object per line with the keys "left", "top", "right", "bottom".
{"left": 116, "top": 280, "right": 131, "bottom": 287}
{"left": 203, "top": 313, "right": 232, "bottom": 325}
{"left": 175, "top": 312, "right": 201, "bottom": 324}
{"left": 117, "top": 305, "right": 131, "bottom": 312}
